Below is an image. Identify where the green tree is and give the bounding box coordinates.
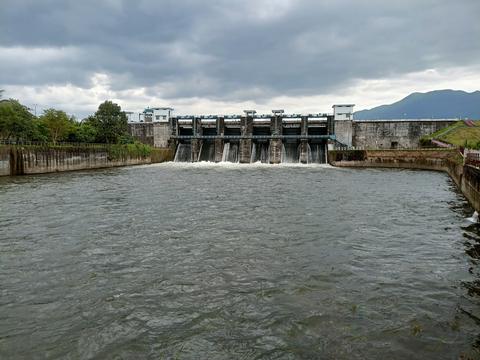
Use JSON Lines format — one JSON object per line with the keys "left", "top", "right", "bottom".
{"left": 68, "top": 120, "right": 98, "bottom": 143}
{"left": 0, "top": 99, "right": 35, "bottom": 141}
{"left": 39, "top": 109, "right": 73, "bottom": 144}
{"left": 93, "top": 100, "right": 128, "bottom": 143}
{"left": 30, "top": 118, "right": 51, "bottom": 142}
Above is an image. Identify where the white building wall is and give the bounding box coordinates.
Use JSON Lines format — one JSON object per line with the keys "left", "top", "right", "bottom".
{"left": 152, "top": 109, "right": 170, "bottom": 122}
{"left": 126, "top": 108, "right": 173, "bottom": 123}
{"left": 333, "top": 104, "right": 355, "bottom": 121}
{"left": 126, "top": 112, "right": 145, "bottom": 123}
{"left": 333, "top": 104, "right": 355, "bottom": 146}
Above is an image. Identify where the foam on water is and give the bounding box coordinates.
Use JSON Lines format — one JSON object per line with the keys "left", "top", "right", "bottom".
{"left": 467, "top": 211, "right": 479, "bottom": 223}
{"left": 150, "top": 161, "right": 337, "bottom": 169}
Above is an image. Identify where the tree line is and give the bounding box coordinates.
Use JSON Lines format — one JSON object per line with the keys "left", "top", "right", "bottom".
{"left": 0, "top": 97, "right": 131, "bottom": 144}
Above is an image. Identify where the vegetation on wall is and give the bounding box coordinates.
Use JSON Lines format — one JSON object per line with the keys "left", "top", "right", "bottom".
{"left": 0, "top": 142, "right": 153, "bottom": 160}
{"left": 421, "top": 120, "right": 480, "bottom": 149}
{"left": 107, "top": 142, "right": 152, "bottom": 160}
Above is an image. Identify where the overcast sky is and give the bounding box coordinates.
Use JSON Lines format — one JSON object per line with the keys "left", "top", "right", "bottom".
{"left": 1, "top": 0, "right": 479, "bottom": 118}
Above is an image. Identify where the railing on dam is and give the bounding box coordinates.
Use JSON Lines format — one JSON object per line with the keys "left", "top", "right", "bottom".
{"left": 465, "top": 150, "right": 480, "bottom": 168}
{"left": 172, "top": 135, "right": 336, "bottom": 140}
{"left": 173, "top": 113, "right": 330, "bottom": 120}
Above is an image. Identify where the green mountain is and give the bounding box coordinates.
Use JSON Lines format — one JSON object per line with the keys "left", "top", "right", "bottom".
{"left": 354, "top": 90, "right": 480, "bottom": 120}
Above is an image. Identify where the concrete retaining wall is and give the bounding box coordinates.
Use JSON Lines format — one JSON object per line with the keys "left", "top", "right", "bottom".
{"left": 0, "top": 147, "right": 9, "bottom": 176}
{"left": 351, "top": 120, "right": 455, "bottom": 149}
{"left": 21, "top": 148, "right": 148, "bottom": 175}
{"left": 458, "top": 165, "right": 480, "bottom": 212}
{"left": 1, "top": 146, "right": 175, "bottom": 176}
{"left": 330, "top": 149, "right": 454, "bottom": 171}
{"left": 153, "top": 123, "right": 170, "bottom": 148}
{"left": 129, "top": 123, "right": 171, "bottom": 148}
{"left": 129, "top": 123, "right": 154, "bottom": 146}
{"left": 330, "top": 149, "right": 480, "bottom": 212}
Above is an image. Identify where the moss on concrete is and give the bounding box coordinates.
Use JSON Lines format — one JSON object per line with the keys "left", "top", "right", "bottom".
{"left": 107, "top": 143, "right": 152, "bottom": 161}
{"left": 150, "top": 148, "right": 174, "bottom": 163}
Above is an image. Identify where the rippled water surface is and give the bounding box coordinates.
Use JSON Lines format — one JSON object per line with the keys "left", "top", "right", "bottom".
{"left": 1, "top": 163, "right": 480, "bottom": 359}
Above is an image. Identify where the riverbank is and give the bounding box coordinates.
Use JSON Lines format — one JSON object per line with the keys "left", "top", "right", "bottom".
{"left": 0, "top": 144, "right": 174, "bottom": 176}
{"left": 329, "top": 149, "right": 480, "bottom": 212}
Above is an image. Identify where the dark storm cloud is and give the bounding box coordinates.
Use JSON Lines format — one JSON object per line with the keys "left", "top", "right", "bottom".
{"left": 1, "top": 0, "right": 479, "bottom": 100}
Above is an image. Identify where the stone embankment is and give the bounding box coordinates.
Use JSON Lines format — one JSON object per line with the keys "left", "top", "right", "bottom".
{"left": 0, "top": 145, "right": 174, "bottom": 176}
{"left": 329, "top": 149, "right": 480, "bottom": 212}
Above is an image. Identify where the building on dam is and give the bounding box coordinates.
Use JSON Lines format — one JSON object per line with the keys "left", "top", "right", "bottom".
{"left": 128, "top": 105, "right": 457, "bottom": 163}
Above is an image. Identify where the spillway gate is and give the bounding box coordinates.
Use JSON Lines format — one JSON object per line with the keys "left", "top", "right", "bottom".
{"left": 170, "top": 113, "right": 336, "bottom": 164}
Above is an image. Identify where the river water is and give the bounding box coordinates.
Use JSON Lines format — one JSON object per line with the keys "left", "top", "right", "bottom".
{"left": 1, "top": 163, "right": 480, "bottom": 359}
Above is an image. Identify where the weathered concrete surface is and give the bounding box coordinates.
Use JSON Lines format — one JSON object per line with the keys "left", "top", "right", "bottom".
{"left": 150, "top": 148, "right": 175, "bottom": 163}
{"left": 214, "top": 139, "right": 224, "bottom": 163}
{"left": 269, "top": 139, "right": 282, "bottom": 164}
{"left": 129, "top": 123, "right": 154, "bottom": 146}
{"left": 351, "top": 120, "right": 456, "bottom": 149}
{"left": 0, "top": 147, "right": 9, "bottom": 176}
{"left": 330, "top": 149, "right": 480, "bottom": 212}
{"left": 330, "top": 149, "right": 455, "bottom": 171}
{"left": 1, "top": 146, "right": 174, "bottom": 176}
{"left": 22, "top": 148, "right": 147, "bottom": 175}
{"left": 335, "top": 120, "right": 353, "bottom": 147}
{"left": 191, "top": 139, "right": 201, "bottom": 162}
{"left": 298, "top": 141, "right": 309, "bottom": 164}
{"left": 457, "top": 165, "right": 480, "bottom": 212}
{"left": 239, "top": 116, "right": 253, "bottom": 163}
{"left": 270, "top": 115, "right": 283, "bottom": 136}
{"left": 153, "top": 123, "right": 170, "bottom": 148}
{"left": 129, "top": 123, "right": 171, "bottom": 148}
{"left": 239, "top": 140, "right": 252, "bottom": 163}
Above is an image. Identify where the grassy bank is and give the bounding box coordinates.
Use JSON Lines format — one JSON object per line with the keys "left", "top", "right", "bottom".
{"left": 421, "top": 120, "right": 480, "bottom": 148}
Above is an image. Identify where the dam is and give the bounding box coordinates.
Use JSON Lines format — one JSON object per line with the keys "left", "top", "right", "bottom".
{"left": 129, "top": 105, "right": 457, "bottom": 162}
{"left": 171, "top": 111, "right": 335, "bottom": 164}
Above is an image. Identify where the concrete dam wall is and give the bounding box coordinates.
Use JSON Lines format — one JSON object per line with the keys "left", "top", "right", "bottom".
{"left": 352, "top": 119, "right": 455, "bottom": 149}
{"left": 128, "top": 122, "right": 170, "bottom": 148}
{"left": 0, "top": 146, "right": 174, "bottom": 176}
{"left": 130, "top": 116, "right": 456, "bottom": 158}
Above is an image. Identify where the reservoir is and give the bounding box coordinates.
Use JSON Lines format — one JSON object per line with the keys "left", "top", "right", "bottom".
{"left": 1, "top": 163, "right": 480, "bottom": 359}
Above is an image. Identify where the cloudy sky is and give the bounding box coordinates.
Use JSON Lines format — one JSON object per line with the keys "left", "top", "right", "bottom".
{"left": 1, "top": 0, "right": 479, "bottom": 118}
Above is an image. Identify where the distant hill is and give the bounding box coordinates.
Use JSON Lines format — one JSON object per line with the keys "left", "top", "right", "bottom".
{"left": 354, "top": 90, "right": 480, "bottom": 120}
